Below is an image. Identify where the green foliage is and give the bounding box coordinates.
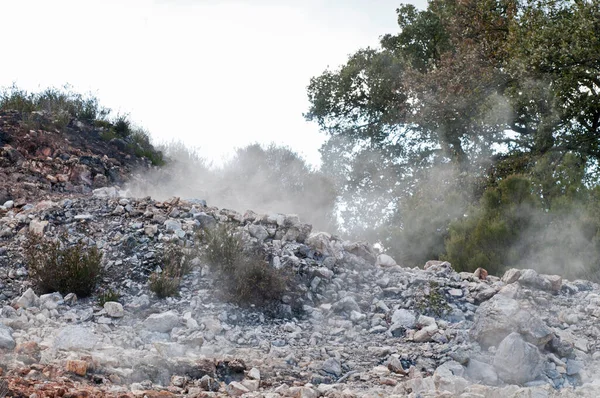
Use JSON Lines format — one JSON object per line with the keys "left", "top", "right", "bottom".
{"left": 113, "top": 114, "right": 131, "bottom": 138}
{"left": 202, "top": 224, "right": 244, "bottom": 274}
{"left": 445, "top": 161, "right": 600, "bottom": 280}
{"left": 97, "top": 288, "right": 121, "bottom": 306}
{"left": 305, "top": 0, "right": 600, "bottom": 269}
{"left": 0, "top": 84, "right": 109, "bottom": 122}
{"left": 148, "top": 244, "right": 194, "bottom": 299}
{"left": 149, "top": 270, "right": 181, "bottom": 298}
{"left": 24, "top": 233, "right": 103, "bottom": 297}
{"left": 415, "top": 281, "right": 452, "bottom": 318}
{"left": 200, "top": 224, "right": 288, "bottom": 308}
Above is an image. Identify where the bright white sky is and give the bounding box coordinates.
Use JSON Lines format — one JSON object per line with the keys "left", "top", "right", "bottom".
{"left": 0, "top": 0, "right": 426, "bottom": 167}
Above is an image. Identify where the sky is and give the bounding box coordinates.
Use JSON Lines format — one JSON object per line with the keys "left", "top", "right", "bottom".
{"left": 0, "top": 0, "right": 427, "bottom": 167}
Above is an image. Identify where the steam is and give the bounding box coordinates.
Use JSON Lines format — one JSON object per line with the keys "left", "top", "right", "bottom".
{"left": 124, "top": 141, "right": 338, "bottom": 233}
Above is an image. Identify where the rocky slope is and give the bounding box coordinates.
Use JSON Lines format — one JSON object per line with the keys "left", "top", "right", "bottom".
{"left": 2, "top": 114, "right": 600, "bottom": 397}
{"left": 0, "top": 110, "right": 155, "bottom": 206}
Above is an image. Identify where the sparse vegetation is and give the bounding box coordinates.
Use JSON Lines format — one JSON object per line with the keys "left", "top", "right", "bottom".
{"left": 201, "top": 224, "right": 288, "bottom": 308}
{"left": 0, "top": 84, "right": 164, "bottom": 166}
{"left": 24, "top": 233, "right": 103, "bottom": 297}
{"left": 0, "top": 84, "right": 109, "bottom": 122}
{"left": 415, "top": 281, "right": 452, "bottom": 318}
{"left": 148, "top": 244, "right": 193, "bottom": 298}
{"left": 149, "top": 269, "right": 181, "bottom": 298}
{"left": 97, "top": 288, "right": 121, "bottom": 307}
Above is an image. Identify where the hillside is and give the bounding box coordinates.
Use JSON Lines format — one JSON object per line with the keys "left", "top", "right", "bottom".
{"left": 2, "top": 109, "right": 600, "bottom": 397}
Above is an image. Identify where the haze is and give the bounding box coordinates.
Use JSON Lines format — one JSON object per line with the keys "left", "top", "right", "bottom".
{"left": 0, "top": 0, "right": 427, "bottom": 167}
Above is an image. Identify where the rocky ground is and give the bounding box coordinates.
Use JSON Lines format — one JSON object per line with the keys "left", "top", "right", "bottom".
{"left": 3, "top": 111, "right": 600, "bottom": 397}
{"left": 2, "top": 187, "right": 600, "bottom": 397}
{"left": 0, "top": 110, "right": 154, "bottom": 206}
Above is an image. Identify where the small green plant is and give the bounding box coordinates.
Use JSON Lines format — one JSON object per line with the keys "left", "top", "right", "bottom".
{"left": 148, "top": 244, "right": 193, "bottom": 298}
{"left": 97, "top": 288, "right": 121, "bottom": 306}
{"left": 200, "top": 224, "right": 288, "bottom": 308}
{"left": 113, "top": 114, "right": 131, "bottom": 138}
{"left": 149, "top": 269, "right": 181, "bottom": 298}
{"left": 24, "top": 233, "right": 103, "bottom": 297}
{"left": 415, "top": 281, "right": 452, "bottom": 318}
{"left": 201, "top": 224, "right": 244, "bottom": 274}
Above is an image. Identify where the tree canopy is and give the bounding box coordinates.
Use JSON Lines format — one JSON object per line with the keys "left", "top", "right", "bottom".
{"left": 306, "top": 0, "right": 600, "bottom": 276}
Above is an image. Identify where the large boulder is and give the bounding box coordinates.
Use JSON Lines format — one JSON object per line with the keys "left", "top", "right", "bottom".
{"left": 54, "top": 326, "right": 99, "bottom": 351}
{"left": 493, "top": 332, "right": 544, "bottom": 384}
{"left": 465, "top": 359, "right": 498, "bottom": 386}
{"left": 143, "top": 310, "right": 180, "bottom": 333}
{"left": 469, "top": 292, "right": 553, "bottom": 349}
{"left": 469, "top": 294, "right": 520, "bottom": 348}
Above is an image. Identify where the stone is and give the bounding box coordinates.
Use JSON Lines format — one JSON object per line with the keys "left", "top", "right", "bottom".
{"left": 92, "top": 187, "right": 119, "bottom": 198}
{"left": 199, "top": 374, "right": 220, "bottom": 391}
{"left": 469, "top": 294, "right": 520, "bottom": 348}
{"left": 465, "top": 359, "right": 498, "bottom": 386}
{"left": 104, "top": 301, "right": 124, "bottom": 318}
{"left": 29, "top": 219, "right": 48, "bottom": 235}
{"left": 248, "top": 367, "right": 261, "bottom": 380}
{"left": 502, "top": 268, "right": 522, "bottom": 284}
{"left": 54, "top": 326, "right": 98, "bottom": 351}
{"left": 39, "top": 292, "right": 63, "bottom": 310}
{"left": 164, "top": 219, "right": 182, "bottom": 232}
{"left": 13, "top": 288, "right": 39, "bottom": 309}
{"left": 143, "top": 310, "right": 180, "bottom": 333}
{"left": 248, "top": 224, "right": 269, "bottom": 242}
{"left": 226, "top": 381, "right": 250, "bottom": 396}
{"left": 376, "top": 254, "right": 397, "bottom": 267}
{"left": 321, "top": 358, "right": 342, "bottom": 377}
{"left": 566, "top": 359, "right": 585, "bottom": 376}
{"left": 332, "top": 296, "right": 360, "bottom": 313}
{"left": 519, "top": 269, "right": 551, "bottom": 291}
{"left": 473, "top": 267, "right": 488, "bottom": 280}
{"left": 0, "top": 323, "right": 15, "bottom": 350}
{"left": 391, "top": 309, "right": 416, "bottom": 329}
{"left": 65, "top": 359, "right": 88, "bottom": 376}
{"left": 493, "top": 332, "right": 544, "bottom": 384}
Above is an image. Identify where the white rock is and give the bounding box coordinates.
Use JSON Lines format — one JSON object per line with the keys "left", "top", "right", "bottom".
{"left": 104, "top": 301, "right": 124, "bottom": 318}
{"left": 248, "top": 367, "right": 261, "bottom": 380}
{"left": 143, "top": 310, "right": 179, "bottom": 333}
{"left": 54, "top": 326, "right": 98, "bottom": 351}
{"left": 391, "top": 309, "right": 416, "bottom": 328}
{"left": 14, "top": 288, "right": 39, "bottom": 309}
{"left": 376, "top": 254, "right": 397, "bottom": 267}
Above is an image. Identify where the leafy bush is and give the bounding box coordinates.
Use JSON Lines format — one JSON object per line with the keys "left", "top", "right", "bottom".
{"left": 0, "top": 84, "right": 109, "bottom": 121}
{"left": 149, "top": 270, "right": 181, "bottom": 298}
{"left": 148, "top": 244, "right": 194, "bottom": 298}
{"left": 200, "top": 224, "right": 288, "bottom": 308}
{"left": 415, "top": 281, "right": 451, "bottom": 318}
{"left": 97, "top": 288, "right": 121, "bottom": 306}
{"left": 113, "top": 114, "right": 131, "bottom": 138}
{"left": 24, "top": 233, "right": 103, "bottom": 297}
{"left": 202, "top": 224, "right": 244, "bottom": 274}
{"left": 444, "top": 161, "right": 600, "bottom": 280}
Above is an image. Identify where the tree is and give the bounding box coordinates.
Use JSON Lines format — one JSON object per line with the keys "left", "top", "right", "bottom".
{"left": 218, "top": 144, "right": 338, "bottom": 232}
{"left": 305, "top": 0, "right": 600, "bottom": 267}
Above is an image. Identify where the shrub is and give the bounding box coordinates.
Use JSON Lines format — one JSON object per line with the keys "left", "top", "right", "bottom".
{"left": 202, "top": 224, "right": 244, "bottom": 275}
{"left": 24, "top": 233, "right": 103, "bottom": 297}
{"left": 200, "top": 224, "right": 288, "bottom": 308}
{"left": 148, "top": 244, "right": 193, "bottom": 298}
{"left": 97, "top": 288, "right": 121, "bottom": 306}
{"left": 113, "top": 114, "right": 131, "bottom": 138}
{"left": 415, "top": 281, "right": 452, "bottom": 318}
{"left": 149, "top": 270, "right": 181, "bottom": 298}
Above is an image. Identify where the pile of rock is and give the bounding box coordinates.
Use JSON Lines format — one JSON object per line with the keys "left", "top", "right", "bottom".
{"left": 1, "top": 187, "right": 600, "bottom": 396}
